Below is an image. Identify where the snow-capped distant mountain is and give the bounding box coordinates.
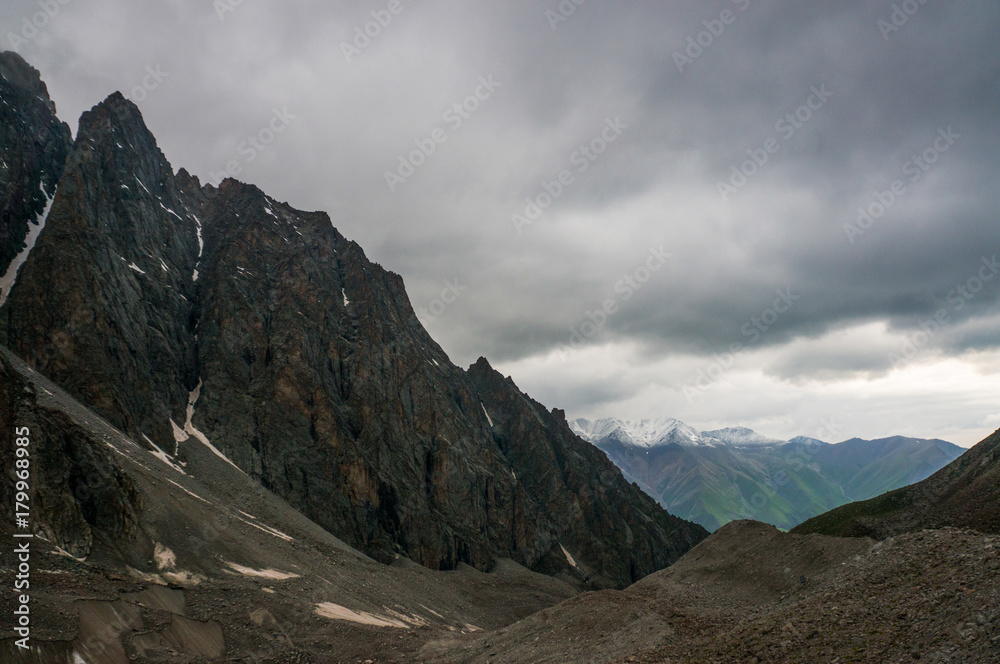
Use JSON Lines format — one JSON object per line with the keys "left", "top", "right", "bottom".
{"left": 573, "top": 416, "right": 964, "bottom": 533}
{"left": 701, "top": 426, "right": 787, "bottom": 447}
{"left": 788, "top": 435, "right": 829, "bottom": 447}
{"left": 569, "top": 417, "right": 713, "bottom": 448}
{"left": 570, "top": 418, "right": 792, "bottom": 449}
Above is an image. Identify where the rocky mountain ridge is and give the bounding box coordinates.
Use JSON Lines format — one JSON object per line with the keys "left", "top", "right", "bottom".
{"left": 794, "top": 428, "right": 1000, "bottom": 539}
{"left": 0, "top": 55, "right": 706, "bottom": 590}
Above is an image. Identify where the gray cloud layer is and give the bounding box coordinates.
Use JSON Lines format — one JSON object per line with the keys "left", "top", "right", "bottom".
{"left": 3, "top": 0, "right": 999, "bottom": 443}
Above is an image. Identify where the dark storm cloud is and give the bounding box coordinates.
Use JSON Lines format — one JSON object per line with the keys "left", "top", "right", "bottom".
{"left": 3, "top": 0, "right": 999, "bottom": 378}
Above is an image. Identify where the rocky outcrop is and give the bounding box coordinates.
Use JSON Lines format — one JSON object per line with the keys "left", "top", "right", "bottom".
{"left": 0, "top": 51, "right": 72, "bottom": 279}
{"left": 0, "top": 347, "right": 142, "bottom": 559}
{"left": 0, "top": 76, "right": 706, "bottom": 587}
{"left": 469, "top": 358, "right": 709, "bottom": 587}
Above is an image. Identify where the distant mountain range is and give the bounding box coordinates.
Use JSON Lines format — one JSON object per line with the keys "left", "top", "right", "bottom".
{"left": 794, "top": 427, "right": 1000, "bottom": 539}
{"left": 570, "top": 418, "right": 965, "bottom": 531}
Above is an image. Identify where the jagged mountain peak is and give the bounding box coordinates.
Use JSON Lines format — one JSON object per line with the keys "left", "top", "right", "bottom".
{"left": 1, "top": 80, "right": 201, "bottom": 451}
{"left": 80, "top": 91, "right": 145, "bottom": 133}
{"left": 468, "top": 356, "right": 519, "bottom": 388}
{"left": 174, "top": 166, "right": 200, "bottom": 188}
{"left": 77, "top": 91, "right": 164, "bottom": 158}
{"left": 0, "top": 51, "right": 55, "bottom": 110}
{"left": 471, "top": 355, "right": 493, "bottom": 371}
{"left": 570, "top": 417, "right": 711, "bottom": 448}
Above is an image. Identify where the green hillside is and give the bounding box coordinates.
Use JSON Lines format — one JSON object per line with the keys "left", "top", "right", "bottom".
{"left": 595, "top": 435, "right": 964, "bottom": 532}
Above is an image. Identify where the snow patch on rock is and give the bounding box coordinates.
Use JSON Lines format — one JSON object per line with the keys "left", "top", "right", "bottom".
{"left": 0, "top": 184, "right": 56, "bottom": 308}
{"left": 225, "top": 562, "right": 300, "bottom": 580}
{"left": 314, "top": 603, "right": 409, "bottom": 629}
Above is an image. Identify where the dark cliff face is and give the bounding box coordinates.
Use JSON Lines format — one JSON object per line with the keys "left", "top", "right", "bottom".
{"left": 0, "top": 348, "right": 143, "bottom": 559}
{"left": 190, "top": 179, "right": 548, "bottom": 571}
{"left": 0, "top": 51, "right": 72, "bottom": 278}
{"left": 468, "top": 359, "right": 710, "bottom": 588}
{"left": 0, "top": 93, "right": 201, "bottom": 451}
{"left": 0, "top": 80, "right": 707, "bottom": 587}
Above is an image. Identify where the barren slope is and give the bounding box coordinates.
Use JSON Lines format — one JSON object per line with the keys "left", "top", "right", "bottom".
{"left": 0, "top": 345, "right": 579, "bottom": 663}
{"left": 419, "top": 521, "right": 999, "bottom": 664}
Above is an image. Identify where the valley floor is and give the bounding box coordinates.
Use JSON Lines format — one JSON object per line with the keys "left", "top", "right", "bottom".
{"left": 5, "top": 521, "right": 997, "bottom": 663}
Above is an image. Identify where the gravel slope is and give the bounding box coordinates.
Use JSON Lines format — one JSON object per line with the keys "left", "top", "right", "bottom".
{"left": 419, "top": 521, "right": 1000, "bottom": 664}
{"left": 0, "top": 345, "right": 578, "bottom": 663}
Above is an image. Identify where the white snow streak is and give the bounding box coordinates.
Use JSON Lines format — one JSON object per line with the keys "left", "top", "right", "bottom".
{"left": 182, "top": 380, "right": 244, "bottom": 473}
{"left": 560, "top": 543, "right": 578, "bottom": 568}
{"left": 233, "top": 513, "right": 294, "bottom": 542}
{"left": 52, "top": 546, "right": 88, "bottom": 563}
{"left": 314, "top": 603, "right": 409, "bottom": 629}
{"left": 0, "top": 184, "right": 56, "bottom": 308}
{"left": 165, "top": 478, "right": 210, "bottom": 505}
{"left": 191, "top": 213, "right": 203, "bottom": 281}
{"left": 192, "top": 214, "right": 204, "bottom": 256}
{"left": 481, "top": 403, "right": 493, "bottom": 428}
{"left": 142, "top": 434, "right": 186, "bottom": 475}
{"left": 159, "top": 202, "right": 183, "bottom": 220}
{"left": 225, "top": 562, "right": 299, "bottom": 580}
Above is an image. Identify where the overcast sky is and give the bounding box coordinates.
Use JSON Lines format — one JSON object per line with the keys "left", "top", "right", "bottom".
{"left": 5, "top": 0, "right": 1000, "bottom": 446}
